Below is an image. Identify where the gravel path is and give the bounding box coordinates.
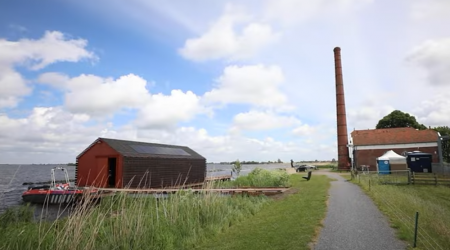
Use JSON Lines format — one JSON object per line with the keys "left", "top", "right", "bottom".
{"left": 312, "top": 172, "right": 407, "bottom": 250}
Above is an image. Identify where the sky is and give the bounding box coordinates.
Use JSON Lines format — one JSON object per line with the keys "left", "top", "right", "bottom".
{"left": 1, "top": 0, "right": 450, "bottom": 164}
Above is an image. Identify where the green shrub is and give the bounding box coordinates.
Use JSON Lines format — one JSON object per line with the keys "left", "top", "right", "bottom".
{"left": 226, "top": 168, "right": 290, "bottom": 187}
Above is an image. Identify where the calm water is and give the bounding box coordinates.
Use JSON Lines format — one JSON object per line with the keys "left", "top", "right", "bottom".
{"left": 0, "top": 163, "right": 289, "bottom": 215}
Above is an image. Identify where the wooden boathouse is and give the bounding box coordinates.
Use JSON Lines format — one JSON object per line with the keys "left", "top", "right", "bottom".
{"left": 75, "top": 138, "right": 206, "bottom": 188}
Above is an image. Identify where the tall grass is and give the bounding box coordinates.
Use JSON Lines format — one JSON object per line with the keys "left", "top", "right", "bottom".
{"left": 0, "top": 188, "right": 269, "bottom": 250}
{"left": 355, "top": 174, "right": 450, "bottom": 249}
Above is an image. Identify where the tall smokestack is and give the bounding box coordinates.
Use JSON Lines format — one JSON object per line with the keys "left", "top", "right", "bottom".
{"left": 333, "top": 47, "right": 350, "bottom": 170}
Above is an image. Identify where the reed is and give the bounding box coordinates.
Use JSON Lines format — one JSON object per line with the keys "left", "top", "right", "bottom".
{"left": 0, "top": 184, "right": 268, "bottom": 250}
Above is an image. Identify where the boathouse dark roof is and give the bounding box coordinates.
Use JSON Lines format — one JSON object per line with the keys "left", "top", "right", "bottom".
{"left": 77, "top": 137, "right": 205, "bottom": 159}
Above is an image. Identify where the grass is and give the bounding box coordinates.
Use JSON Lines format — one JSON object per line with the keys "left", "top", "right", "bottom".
{"left": 194, "top": 174, "right": 331, "bottom": 250}
{"left": 0, "top": 169, "right": 299, "bottom": 250}
{"left": 354, "top": 174, "right": 450, "bottom": 249}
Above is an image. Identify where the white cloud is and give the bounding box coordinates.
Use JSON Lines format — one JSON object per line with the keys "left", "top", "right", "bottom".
{"left": 0, "top": 66, "right": 30, "bottom": 108}
{"left": 292, "top": 124, "right": 316, "bottom": 136}
{"left": 0, "top": 31, "right": 94, "bottom": 108}
{"left": 0, "top": 30, "right": 95, "bottom": 70}
{"left": 203, "top": 64, "right": 290, "bottom": 109}
{"left": 231, "top": 110, "right": 300, "bottom": 132}
{"left": 263, "top": 0, "right": 373, "bottom": 26}
{"left": 347, "top": 104, "right": 396, "bottom": 130}
{"left": 179, "top": 4, "right": 279, "bottom": 61}
{"left": 0, "top": 107, "right": 99, "bottom": 163}
{"left": 140, "top": 126, "right": 333, "bottom": 162}
{"left": 62, "top": 74, "right": 150, "bottom": 116}
{"left": 135, "top": 90, "right": 210, "bottom": 129}
{"left": 413, "top": 94, "right": 450, "bottom": 127}
{"left": 37, "top": 72, "right": 70, "bottom": 89}
{"left": 406, "top": 38, "right": 450, "bottom": 86}
{"left": 410, "top": 0, "right": 450, "bottom": 20}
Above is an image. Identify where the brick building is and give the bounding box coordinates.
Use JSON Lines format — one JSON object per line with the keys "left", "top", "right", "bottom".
{"left": 350, "top": 128, "right": 439, "bottom": 171}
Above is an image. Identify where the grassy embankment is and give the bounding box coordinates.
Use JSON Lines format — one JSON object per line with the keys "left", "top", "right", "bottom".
{"left": 196, "top": 173, "right": 331, "bottom": 250}
{"left": 0, "top": 169, "right": 330, "bottom": 250}
{"left": 354, "top": 174, "right": 450, "bottom": 249}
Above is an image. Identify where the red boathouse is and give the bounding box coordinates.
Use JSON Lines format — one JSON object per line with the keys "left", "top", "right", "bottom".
{"left": 75, "top": 138, "right": 206, "bottom": 188}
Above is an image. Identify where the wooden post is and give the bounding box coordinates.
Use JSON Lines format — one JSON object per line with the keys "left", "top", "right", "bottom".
{"left": 413, "top": 212, "right": 419, "bottom": 248}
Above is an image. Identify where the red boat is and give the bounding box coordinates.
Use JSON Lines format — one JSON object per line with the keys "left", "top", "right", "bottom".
{"left": 22, "top": 166, "right": 97, "bottom": 204}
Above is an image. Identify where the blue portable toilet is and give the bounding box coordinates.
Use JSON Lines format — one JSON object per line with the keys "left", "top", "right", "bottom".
{"left": 376, "top": 150, "right": 407, "bottom": 174}
{"left": 377, "top": 159, "right": 390, "bottom": 174}
{"left": 377, "top": 150, "right": 392, "bottom": 174}
{"left": 406, "top": 151, "right": 433, "bottom": 173}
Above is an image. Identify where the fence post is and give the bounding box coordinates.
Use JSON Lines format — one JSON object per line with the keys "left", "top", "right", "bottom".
{"left": 434, "top": 173, "right": 437, "bottom": 185}
{"left": 407, "top": 170, "right": 411, "bottom": 185}
{"left": 413, "top": 212, "right": 419, "bottom": 248}
{"left": 369, "top": 178, "right": 371, "bottom": 191}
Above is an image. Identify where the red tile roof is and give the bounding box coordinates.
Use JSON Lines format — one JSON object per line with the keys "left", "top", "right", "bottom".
{"left": 351, "top": 127, "right": 438, "bottom": 146}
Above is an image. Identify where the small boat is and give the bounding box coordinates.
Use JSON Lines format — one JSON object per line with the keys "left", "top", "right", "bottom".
{"left": 22, "top": 166, "right": 97, "bottom": 204}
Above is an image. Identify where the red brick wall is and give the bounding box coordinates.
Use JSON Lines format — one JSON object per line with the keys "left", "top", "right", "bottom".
{"left": 354, "top": 147, "right": 439, "bottom": 171}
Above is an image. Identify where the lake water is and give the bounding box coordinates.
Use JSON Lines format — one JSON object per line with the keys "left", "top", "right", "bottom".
{"left": 0, "top": 163, "right": 290, "bottom": 215}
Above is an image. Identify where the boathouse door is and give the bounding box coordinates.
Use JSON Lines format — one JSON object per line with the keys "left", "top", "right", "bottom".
{"left": 108, "top": 157, "right": 117, "bottom": 187}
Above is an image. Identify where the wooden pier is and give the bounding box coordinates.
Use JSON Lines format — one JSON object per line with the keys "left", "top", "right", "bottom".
{"left": 206, "top": 175, "right": 232, "bottom": 181}
{"left": 92, "top": 187, "right": 288, "bottom": 197}
{"left": 80, "top": 174, "right": 288, "bottom": 198}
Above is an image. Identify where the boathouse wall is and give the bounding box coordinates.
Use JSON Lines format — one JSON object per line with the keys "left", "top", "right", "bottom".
{"left": 76, "top": 138, "right": 207, "bottom": 189}
{"left": 76, "top": 141, "right": 123, "bottom": 188}
{"left": 122, "top": 157, "right": 206, "bottom": 188}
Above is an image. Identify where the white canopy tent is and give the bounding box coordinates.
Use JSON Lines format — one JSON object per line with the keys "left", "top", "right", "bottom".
{"left": 377, "top": 150, "right": 408, "bottom": 172}
{"left": 377, "top": 150, "right": 407, "bottom": 163}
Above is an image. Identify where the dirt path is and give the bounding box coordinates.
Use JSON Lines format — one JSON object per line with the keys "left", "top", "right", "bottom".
{"left": 311, "top": 170, "right": 407, "bottom": 250}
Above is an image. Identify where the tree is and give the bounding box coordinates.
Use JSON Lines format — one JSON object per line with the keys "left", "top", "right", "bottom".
{"left": 232, "top": 159, "right": 242, "bottom": 177}
{"left": 433, "top": 126, "right": 450, "bottom": 163}
{"left": 376, "top": 110, "right": 427, "bottom": 130}
{"left": 433, "top": 126, "right": 450, "bottom": 136}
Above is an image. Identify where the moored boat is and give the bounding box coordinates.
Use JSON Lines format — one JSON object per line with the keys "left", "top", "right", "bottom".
{"left": 22, "top": 166, "right": 97, "bottom": 204}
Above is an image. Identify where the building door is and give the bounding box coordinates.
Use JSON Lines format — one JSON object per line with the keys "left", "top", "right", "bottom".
{"left": 108, "top": 158, "right": 117, "bottom": 187}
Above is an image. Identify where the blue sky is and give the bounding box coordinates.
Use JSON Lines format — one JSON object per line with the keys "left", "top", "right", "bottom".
{"left": 1, "top": 0, "right": 450, "bottom": 164}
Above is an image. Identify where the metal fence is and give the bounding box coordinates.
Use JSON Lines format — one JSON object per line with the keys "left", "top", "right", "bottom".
{"left": 356, "top": 170, "right": 411, "bottom": 185}
{"left": 356, "top": 169, "right": 450, "bottom": 186}
{"left": 432, "top": 163, "right": 450, "bottom": 174}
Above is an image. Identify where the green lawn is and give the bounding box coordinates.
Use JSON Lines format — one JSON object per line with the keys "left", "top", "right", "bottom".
{"left": 195, "top": 174, "right": 331, "bottom": 250}
{"left": 355, "top": 175, "right": 450, "bottom": 249}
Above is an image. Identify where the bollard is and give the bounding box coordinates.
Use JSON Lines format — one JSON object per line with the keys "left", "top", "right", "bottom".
{"left": 413, "top": 212, "right": 419, "bottom": 248}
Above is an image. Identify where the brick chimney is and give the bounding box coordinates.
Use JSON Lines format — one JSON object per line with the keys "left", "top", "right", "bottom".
{"left": 334, "top": 47, "right": 351, "bottom": 170}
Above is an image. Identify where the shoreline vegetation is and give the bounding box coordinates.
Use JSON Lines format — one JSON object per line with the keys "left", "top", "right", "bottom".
{"left": 0, "top": 168, "right": 330, "bottom": 250}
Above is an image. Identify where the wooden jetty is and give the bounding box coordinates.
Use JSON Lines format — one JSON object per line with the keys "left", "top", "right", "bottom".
{"left": 92, "top": 187, "right": 288, "bottom": 197}
{"left": 206, "top": 175, "right": 232, "bottom": 181}
{"left": 80, "top": 174, "right": 288, "bottom": 198}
